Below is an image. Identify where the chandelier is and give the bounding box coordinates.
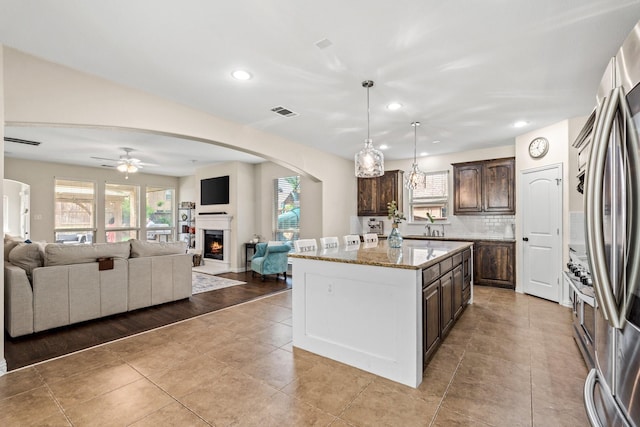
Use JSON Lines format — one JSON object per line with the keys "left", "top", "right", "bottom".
{"left": 404, "top": 121, "right": 426, "bottom": 190}
{"left": 354, "top": 80, "right": 384, "bottom": 178}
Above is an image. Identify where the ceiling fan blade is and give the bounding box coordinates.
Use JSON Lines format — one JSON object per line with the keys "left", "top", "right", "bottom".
{"left": 90, "top": 156, "right": 119, "bottom": 162}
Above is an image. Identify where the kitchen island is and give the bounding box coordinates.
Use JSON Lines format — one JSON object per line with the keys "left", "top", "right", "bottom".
{"left": 289, "top": 239, "right": 473, "bottom": 388}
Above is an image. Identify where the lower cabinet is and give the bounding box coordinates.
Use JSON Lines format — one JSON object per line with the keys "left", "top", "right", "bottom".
{"left": 422, "top": 280, "right": 441, "bottom": 362}
{"left": 422, "top": 248, "right": 471, "bottom": 367}
{"left": 474, "top": 240, "right": 516, "bottom": 289}
{"left": 440, "top": 271, "right": 454, "bottom": 336}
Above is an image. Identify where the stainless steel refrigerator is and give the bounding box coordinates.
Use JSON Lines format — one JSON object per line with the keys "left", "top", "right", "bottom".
{"left": 584, "top": 21, "right": 640, "bottom": 427}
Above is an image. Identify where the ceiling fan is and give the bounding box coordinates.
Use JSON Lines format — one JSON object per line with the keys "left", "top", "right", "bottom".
{"left": 91, "top": 147, "right": 152, "bottom": 178}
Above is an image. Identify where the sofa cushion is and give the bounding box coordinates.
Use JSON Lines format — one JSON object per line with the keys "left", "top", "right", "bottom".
{"left": 44, "top": 241, "right": 131, "bottom": 266}
{"left": 8, "top": 242, "right": 45, "bottom": 280}
{"left": 4, "top": 234, "right": 24, "bottom": 259}
{"left": 129, "top": 239, "right": 186, "bottom": 258}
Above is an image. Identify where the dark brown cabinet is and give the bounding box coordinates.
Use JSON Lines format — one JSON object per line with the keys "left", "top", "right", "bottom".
{"left": 452, "top": 264, "right": 463, "bottom": 319}
{"left": 357, "top": 170, "right": 404, "bottom": 216}
{"left": 440, "top": 271, "right": 454, "bottom": 335}
{"left": 422, "top": 280, "right": 441, "bottom": 362}
{"left": 474, "top": 240, "right": 516, "bottom": 289}
{"left": 452, "top": 157, "right": 515, "bottom": 215}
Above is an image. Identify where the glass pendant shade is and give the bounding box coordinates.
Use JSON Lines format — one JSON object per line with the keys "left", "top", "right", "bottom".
{"left": 405, "top": 163, "right": 426, "bottom": 189}
{"left": 117, "top": 163, "right": 138, "bottom": 173}
{"left": 355, "top": 80, "right": 384, "bottom": 178}
{"left": 404, "top": 121, "right": 425, "bottom": 189}
{"left": 355, "top": 139, "right": 384, "bottom": 178}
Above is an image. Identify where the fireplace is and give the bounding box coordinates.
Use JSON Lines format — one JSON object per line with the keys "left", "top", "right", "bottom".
{"left": 195, "top": 214, "right": 233, "bottom": 273}
{"left": 204, "top": 229, "right": 224, "bottom": 260}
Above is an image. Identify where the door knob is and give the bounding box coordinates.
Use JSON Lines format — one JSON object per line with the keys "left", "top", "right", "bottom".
{"left": 522, "top": 237, "right": 529, "bottom": 242}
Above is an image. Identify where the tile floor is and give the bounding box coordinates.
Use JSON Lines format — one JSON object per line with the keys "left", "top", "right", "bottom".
{"left": 0, "top": 286, "right": 588, "bottom": 426}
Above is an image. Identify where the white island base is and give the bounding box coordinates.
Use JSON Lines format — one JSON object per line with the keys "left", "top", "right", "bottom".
{"left": 291, "top": 258, "right": 423, "bottom": 388}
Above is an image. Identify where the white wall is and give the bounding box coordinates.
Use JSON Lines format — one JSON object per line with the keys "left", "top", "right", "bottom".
{"left": 254, "top": 162, "right": 323, "bottom": 241}
{"left": 178, "top": 175, "right": 196, "bottom": 205}
{"left": 5, "top": 158, "right": 179, "bottom": 242}
{"left": 3, "top": 180, "right": 24, "bottom": 237}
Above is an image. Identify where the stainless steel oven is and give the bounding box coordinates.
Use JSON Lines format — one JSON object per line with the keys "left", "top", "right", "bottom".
{"left": 565, "top": 247, "right": 596, "bottom": 369}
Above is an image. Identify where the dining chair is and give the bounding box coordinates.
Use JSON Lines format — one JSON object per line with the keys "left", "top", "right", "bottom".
{"left": 294, "top": 238, "right": 318, "bottom": 253}
{"left": 342, "top": 235, "right": 360, "bottom": 246}
{"left": 363, "top": 233, "right": 379, "bottom": 244}
{"left": 319, "top": 236, "right": 339, "bottom": 249}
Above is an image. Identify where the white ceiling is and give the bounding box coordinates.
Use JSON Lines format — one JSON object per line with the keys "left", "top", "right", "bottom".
{"left": 1, "top": 1, "right": 640, "bottom": 177}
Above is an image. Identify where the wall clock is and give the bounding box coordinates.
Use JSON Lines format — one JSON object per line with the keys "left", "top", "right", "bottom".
{"left": 528, "top": 137, "right": 549, "bottom": 159}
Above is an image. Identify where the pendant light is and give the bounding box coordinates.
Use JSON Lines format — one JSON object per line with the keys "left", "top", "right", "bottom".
{"left": 405, "top": 121, "right": 426, "bottom": 190}
{"left": 355, "top": 80, "right": 384, "bottom": 178}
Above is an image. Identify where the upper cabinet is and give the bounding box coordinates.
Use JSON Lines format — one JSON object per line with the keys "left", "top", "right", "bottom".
{"left": 357, "top": 170, "right": 404, "bottom": 216}
{"left": 452, "top": 157, "right": 515, "bottom": 215}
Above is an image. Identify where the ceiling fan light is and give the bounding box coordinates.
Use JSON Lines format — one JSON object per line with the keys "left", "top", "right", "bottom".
{"left": 355, "top": 80, "right": 384, "bottom": 178}
{"left": 127, "top": 164, "right": 138, "bottom": 173}
{"left": 117, "top": 163, "right": 128, "bottom": 172}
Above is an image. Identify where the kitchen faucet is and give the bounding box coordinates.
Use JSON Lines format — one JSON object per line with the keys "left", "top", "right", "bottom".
{"left": 424, "top": 223, "right": 445, "bottom": 237}
{"left": 425, "top": 224, "right": 431, "bottom": 237}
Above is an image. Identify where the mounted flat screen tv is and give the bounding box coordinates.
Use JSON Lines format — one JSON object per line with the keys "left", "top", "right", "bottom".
{"left": 200, "top": 175, "right": 230, "bottom": 205}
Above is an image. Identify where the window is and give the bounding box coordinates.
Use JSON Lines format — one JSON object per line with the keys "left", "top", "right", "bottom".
{"left": 105, "top": 183, "right": 139, "bottom": 242}
{"left": 410, "top": 171, "right": 449, "bottom": 221}
{"left": 146, "top": 186, "right": 175, "bottom": 242}
{"left": 274, "top": 176, "right": 300, "bottom": 242}
{"left": 54, "top": 179, "right": 95, "bottom": 243}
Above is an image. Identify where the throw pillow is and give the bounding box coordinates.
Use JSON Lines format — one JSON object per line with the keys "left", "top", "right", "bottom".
{"left": 8, "top": 242, "right": 45, "bottom": 281}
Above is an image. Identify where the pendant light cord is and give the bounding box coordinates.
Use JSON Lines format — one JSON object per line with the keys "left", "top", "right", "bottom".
{"left": 366, "top": 85, "right": 371, "bottom": 141}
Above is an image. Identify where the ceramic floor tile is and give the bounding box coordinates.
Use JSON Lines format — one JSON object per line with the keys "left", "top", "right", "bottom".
{"left": 239, "top": 347, "right": 317, "bottom": 390}
{"left": 431, "top": 407, "right": 493, "bottom": 426}
{"left": 244, "top": 322, "right": 293, "bottom": 348}
{"left": 281, "top": 360, "right": 375, "bottom": 416}
{"left": 466, "top": 333, "right": 531, "bottom": 365}
{"left": 262, "top": 391, "right": 338, "bottom": 426}
{"left": 35, "top": 346, "right": 120, "bottom": 384}
{"left": 456, "top": 351, "right": 531, "bottom": 389}
{"left": 120, "top": 340, "right": 201, "bottom": 377}
{"left": 0, "top": 386, "right": 66, "bottom": 426}
{"left": 104, "top": 329, "right": 170, "bottom": 358}
{"left": 441, "top": 393, "right": 532, "bottom": 427}
{"left": 204, "top": 334, "right": 277, "bottom": 367}
{"left": 47, "top": 359, "right": 143, "bottom": 409}
{"left": 179, "top": 368, "right": 280, "bottom": 425}
{"left": 64, "top": 378, "right": 173, "bottom": 427}
{"left": 340, "top": 378, "right": 440, "bottom": 427}
{"left": 129, "top": 401, "right": 209, "bottom": 427}
{"left": 0, "top": 366, "right": 44, "bottom": 400}
{"left": 239, "top": 299, "right": 293, "bottom": 323}
{"left": 263, "top": 290, "right": 293, "bottom": 309}
{"left": 532, "top": 401, "right": 590, "bottom": 427}
{"left": 146, "top": 353, "right": 230, "bottom": 398}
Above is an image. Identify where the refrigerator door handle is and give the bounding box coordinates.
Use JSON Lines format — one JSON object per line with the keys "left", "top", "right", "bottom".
{"left": 586, "top": 88, "right": 618, "bottom": 326}
{"left": 586, "top": 86, "right": 640, "bottom": 329}
{"left": 584, "top": 369, "right": 603, "bottom": 427}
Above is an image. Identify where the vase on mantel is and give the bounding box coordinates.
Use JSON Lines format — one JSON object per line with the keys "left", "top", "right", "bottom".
{"left": 388, "top": 224, "right": 403, "bottom": 248}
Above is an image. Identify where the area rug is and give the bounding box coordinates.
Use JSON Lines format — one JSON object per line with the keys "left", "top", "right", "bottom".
{"left": 192, "top": 272, "right": 247, "bottom": 294}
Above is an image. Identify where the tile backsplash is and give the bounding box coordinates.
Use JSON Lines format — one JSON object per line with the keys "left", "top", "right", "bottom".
{"left": 359, "top": 215, "right": 516, "bottom": 239}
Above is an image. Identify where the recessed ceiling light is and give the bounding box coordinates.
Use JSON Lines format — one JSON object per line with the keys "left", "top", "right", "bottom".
{"left": 513, "top": 120, "right": 529, "bottom": 128}
{"left": 432, "top": 140, "right": 441, "bottom": 144}
{"left": 387, "top": 102, "right": 402, "bottom": 111}
{"left": 231, "top": 70, "right": 252, "bottom": 81}
{"left": 420, "top": 152, "right": 428, "bottom": 156}
{"left": 379, "top": 144, "right": 389, "bottom": 150}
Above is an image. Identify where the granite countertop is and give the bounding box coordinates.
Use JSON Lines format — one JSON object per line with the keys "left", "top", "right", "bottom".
{"left": 288, "top": 240, "right": 473, "bottom": 270}
{"left": 404, "top": 235, "right": 516, "bottom": 243}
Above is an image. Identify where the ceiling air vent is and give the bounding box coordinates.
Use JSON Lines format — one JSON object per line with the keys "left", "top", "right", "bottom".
{"left": 4, "top": 137, "right": 42, "bottom": 146}
{"left": 271, "top": 106, "right": 299, "bottom": 118}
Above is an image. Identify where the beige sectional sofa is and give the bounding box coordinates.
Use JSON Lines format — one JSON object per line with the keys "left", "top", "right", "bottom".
{"left": 4, "top": 238, "right": 192, "bottom": 338}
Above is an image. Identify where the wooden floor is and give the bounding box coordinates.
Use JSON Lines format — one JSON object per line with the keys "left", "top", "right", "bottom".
{"left": 4, "top": 271, "right": 291, "bottom": 371}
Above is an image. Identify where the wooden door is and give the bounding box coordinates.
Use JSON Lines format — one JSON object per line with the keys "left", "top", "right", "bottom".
{"left": 483, "top": 158, "right": 515, "bottom": 214}
{"left": 453, "top": 164, "right": 483, "bottom": 214}
{"left": 422, "top": 280, "right": 441, "bottom": 364}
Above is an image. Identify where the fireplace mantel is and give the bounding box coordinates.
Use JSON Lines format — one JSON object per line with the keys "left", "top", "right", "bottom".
{"left": 195, "top": 214, "right": 233, "bottom": 272}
